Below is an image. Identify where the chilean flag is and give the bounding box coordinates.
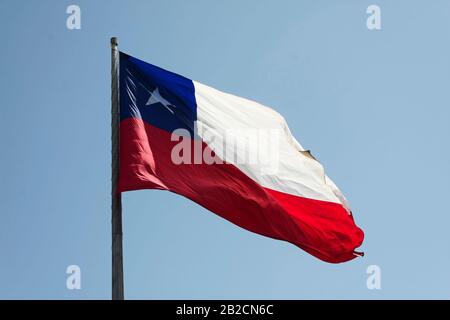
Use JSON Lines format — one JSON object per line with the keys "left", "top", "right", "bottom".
{"left": 118, "top": 52, "right": 364, "bottom": 263}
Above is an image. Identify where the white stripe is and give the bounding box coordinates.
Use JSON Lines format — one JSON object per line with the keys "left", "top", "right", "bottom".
{"left": 193, "top": 81, "right": 350, "bottom": 208}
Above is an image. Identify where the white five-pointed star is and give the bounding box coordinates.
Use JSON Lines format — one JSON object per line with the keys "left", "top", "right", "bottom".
{"left": 146, "top": 87, "right": 173, "bottom": 113}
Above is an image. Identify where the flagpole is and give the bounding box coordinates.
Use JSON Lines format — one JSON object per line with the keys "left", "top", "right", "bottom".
{"left": 111, "top": 36, "right": 124, "bottom": 300}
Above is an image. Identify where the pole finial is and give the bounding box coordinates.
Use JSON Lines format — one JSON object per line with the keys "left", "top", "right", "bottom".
{"left": 111, "top": 37, "right": 118, "bottom": 47}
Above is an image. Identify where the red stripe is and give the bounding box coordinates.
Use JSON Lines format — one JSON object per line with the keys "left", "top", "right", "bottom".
{"left": 119, "top": 118, "right": 364, "bottom": 263}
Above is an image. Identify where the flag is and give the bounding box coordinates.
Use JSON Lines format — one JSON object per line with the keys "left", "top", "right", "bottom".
{"left": 118, "top": 52, "right": 364, "bottom": 263}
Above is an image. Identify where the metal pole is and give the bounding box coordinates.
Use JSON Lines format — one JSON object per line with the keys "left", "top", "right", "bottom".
{"left": 111, "top": 37, "right": 124, "bottom": 300}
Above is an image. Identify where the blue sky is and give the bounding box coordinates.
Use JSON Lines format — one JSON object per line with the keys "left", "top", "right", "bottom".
{"left": 0, "top": 0, "right": 449, "bottom": 299}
